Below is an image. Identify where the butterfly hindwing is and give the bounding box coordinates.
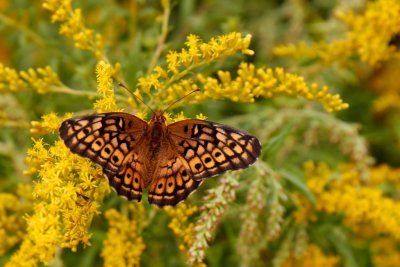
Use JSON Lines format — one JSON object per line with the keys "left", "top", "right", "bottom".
{"left": 59, "top": 112, "right": 147, "bottom": 173}
{"left": 103, "top": 152, "right": 144, "bottom": 202}
{"left": 148, "top": 145, "right": 202, "bottom": 207}
{"left": 168, "top": 119, "right": 261, "bottom": 180}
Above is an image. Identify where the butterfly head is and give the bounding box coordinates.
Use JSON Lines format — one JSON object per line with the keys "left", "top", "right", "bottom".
{"left": 151, "top": 110, "right": 166, "bottom": 125}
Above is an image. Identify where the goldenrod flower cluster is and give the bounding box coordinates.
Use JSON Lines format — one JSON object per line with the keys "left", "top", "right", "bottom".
{"left": 42, "top": 0, "right": 105, "bottom": 58}
{"left": 134, "top": 32, "right": 347, "bottom": 113}
{"left": 295, "top": 161, "right": 400, "bottom": 240}
{"left": 282, "top": 245, "right": 339, "bottom": 267}
{"left": 370, "top": 164, "right": 400, "bottom": 187}
{"left": 30, "top": 112, "right": 72, "bottom": 135}
{"left": 136, "top": 32, "right": 254, "bottom": 106}
{"left": 0, "top": 184, "right": 33, "bottom": 256}
{"left": 164, "top": 203, "right": 199, "bottom": 262}
{"left": 0, "top": 63, "right": 60, "bottom": 93}
{"left": 6, "top": 138, "right": 109, "bottom": 266}
{"left": 101, "top": 204, "right": 146, "bottom": 267}
{"left": 369, "top": 61, "right": 400, "bottom": 114}
{"left": 372, "top": 238, "right": 400, "bottom": 267}
{"left": 274, "top": 0, "right": 400, "bottom": 67}
{"left": 94, "top": 61, "right": 122, "bottom": 113}
{"left": 198, "top": 63, "right": 348, "bottom": 112}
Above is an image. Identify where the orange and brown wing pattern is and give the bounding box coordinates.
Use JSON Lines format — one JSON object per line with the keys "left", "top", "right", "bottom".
{"left": 59, "top": 112, "right": 148, "bottom": 201}
{"left": 168, "top": 119, "right": 261, "bottom": 180}
{"left": 59, "top": 112, "right": 147, "bottom": 173}
{"left": 103, "top": 151, "right": 145, "bottom": 202}
{"left": 148, "top": 147, "right": 202, "bottom": 207}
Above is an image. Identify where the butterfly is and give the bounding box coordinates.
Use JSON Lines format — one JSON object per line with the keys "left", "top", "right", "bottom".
{"left": 59, "top": 110, "right": 261, "bottom": 207}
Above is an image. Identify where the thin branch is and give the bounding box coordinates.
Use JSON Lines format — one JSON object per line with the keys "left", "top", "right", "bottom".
{"left": 146, "top": 2, "right": 171, "bottom": 75}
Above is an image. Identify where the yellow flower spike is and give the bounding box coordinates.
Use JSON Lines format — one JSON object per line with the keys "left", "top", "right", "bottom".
{"left": 179, "top": 48, "right": 192, "bottom": 67}
{"left": 142, "top": 32, "right": 265, "bottom": 108}
{"left": 0, "top": 183, "right": 33, "bottom": 256}
{"left": 167, "top": 51, "right": 180, "bottom": 74}
{"left": 94, "top": 61, "right": 121, "bottom": 113}
{"left": 0, "top": 64, "right": 60, "bottom": 94}
{"left": 101, "top": 206, "right": 145, "bottom": 267}
{"left": 8, "top": 137, "right": 108, "bottom": 266}
{"left": 165, "top": 203, "right": 199, "bottom": 261}
{"left": 0, "top": 64, "right": 26, "bottom": 92}
{"left": 154, "top": 66, "right": 168, "bottom": 78}
{"left": 43, "top": 0, "right": 105, "bottom": 57}
{"left": 196, "top": 63, "right": 348, "bottom": 112}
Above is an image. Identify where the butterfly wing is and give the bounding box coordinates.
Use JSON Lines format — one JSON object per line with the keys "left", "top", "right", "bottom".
{"left": 59, "top": 112, "right": 148, "bottom": 201}
{"left": 147, "top": 142, "right": 202, "bottom": 207}
{"left": 102, "top": 150, "right": 146, "bottom": 201}
{"left": 167, "top": 119, "right": 261, "bottom": 180}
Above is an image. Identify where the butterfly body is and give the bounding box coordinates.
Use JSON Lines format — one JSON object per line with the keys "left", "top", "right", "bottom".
{"left": 60, "top": 111, "right": 261, "bottom": 207}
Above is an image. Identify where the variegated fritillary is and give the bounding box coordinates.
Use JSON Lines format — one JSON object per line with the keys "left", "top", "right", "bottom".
{"left": 59, "top": 110, "right": 261, "bottom": 207}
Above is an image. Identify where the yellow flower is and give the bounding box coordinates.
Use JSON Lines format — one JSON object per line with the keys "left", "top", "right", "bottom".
{"left": 0, "top": 184, "right": 33, "bottom": 256}
{"left": 195, "top": 113, "right": 207, "bottom": 120}
{"left": 164, "top": 203, "right": 198, "bottom": 260}
{"left": 0, "top": 64, "right": 60, "bottom": 94}
{"left": 282, "top": 245, "right": 339, "bottom": 267}
{"left": 94, "top": 61, "right": 121, "bottom": 113}
{"left": 138, "top": 32, "right": 255, "bottom": 108}
{"left": 370, "top": 164, "right": 400, "bottom": 187}
{"left": 42, "top": 0, "right": 105, "bottom": 59}
{"left": 0, "top": 63, "right": 26, "bottom": 92}
{"left": 197, "top": 63, "right": 348, "bottom": 112}
{"left": 300, "top": 162, "right": 400, "bottom": 240}
{"left": 30, "top": 112, "right": 73, "bottom": 135}
{"left": 373, "top": 92, "right": 400, "bottom": 114}
{"left": 139, "top": 32, "right": 347, "bottom": 113}
{"left": 7, "top": 139, "right": 108, "bottom": 266}
{"left": 101, "top": 204, "right": 146, "bottom": 267}
{"left": 372, "top": 238, "right": 400, "bottom": 267}
{"left": 274, "top": 0, "right": 400, "bottom": 67}
{"left": 369, "top": 60, "right": 400, "bottom": 114}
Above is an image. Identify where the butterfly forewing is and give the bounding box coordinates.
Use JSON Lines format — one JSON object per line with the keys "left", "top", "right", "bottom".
{"left": 59, "top": 112, "right": 148, "bottom": 201}
{"left": 168, "top": 119, "right": 261, "bottom": 180}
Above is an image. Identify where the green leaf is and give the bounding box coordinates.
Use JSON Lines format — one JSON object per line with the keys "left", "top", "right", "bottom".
{"left": 280, "top": 169, "right": 316, "bottom": 204}
{"left": 262, "top": 123, "right": 293, "bottom": 160}
{"left": 328, "top": 227, "right": 359, "bottom": 267}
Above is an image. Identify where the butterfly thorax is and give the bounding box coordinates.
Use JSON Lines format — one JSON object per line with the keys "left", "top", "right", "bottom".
{"left": 148, "top": 110, "right": 167, "bottom": 143}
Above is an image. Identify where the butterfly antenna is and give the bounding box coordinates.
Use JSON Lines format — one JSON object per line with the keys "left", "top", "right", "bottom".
{"left": 164, "top": 88, "right": 200, "bottom": 112}
{"left": 119, "top": 83, "right": 154, "bottom": 113}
